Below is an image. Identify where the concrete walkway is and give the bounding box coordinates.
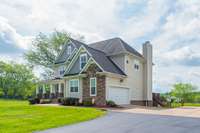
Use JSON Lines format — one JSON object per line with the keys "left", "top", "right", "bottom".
{"left": 37, "top": 106, "right": 200, "bottom": 133}
{"left": 114, "top": 105, "right": 200, "bottom": 118}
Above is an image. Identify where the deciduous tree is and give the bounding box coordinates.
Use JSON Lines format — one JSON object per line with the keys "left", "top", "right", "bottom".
{"left": 171, "top": 83, "right": 197, "bottom": 105}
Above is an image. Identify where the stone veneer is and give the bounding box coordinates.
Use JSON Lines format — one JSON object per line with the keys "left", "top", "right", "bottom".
{"left": 82, "top": 64, "right": 106, "bottom": 106}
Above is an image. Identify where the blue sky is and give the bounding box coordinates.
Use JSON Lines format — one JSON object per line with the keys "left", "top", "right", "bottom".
{"left": 0, "top": 0, "right": 200, "bottom": 92}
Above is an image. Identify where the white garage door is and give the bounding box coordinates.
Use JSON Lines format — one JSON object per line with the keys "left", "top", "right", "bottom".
{"left": 108, "top": 87, "right": 130, "bottom": 105}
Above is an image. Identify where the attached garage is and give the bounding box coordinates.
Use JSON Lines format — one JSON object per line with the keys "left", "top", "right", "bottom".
{"left": 107, "top": 87, "right": 130, "bottom": 105}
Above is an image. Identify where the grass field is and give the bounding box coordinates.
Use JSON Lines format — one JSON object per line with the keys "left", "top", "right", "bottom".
{"left": 171, "top": 103, "right": 200, "bottom": 108}
{"left": 0, "top": 99, "right": 105, "bottom": 133}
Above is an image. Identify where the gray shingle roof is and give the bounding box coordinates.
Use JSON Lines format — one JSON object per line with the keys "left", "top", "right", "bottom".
{"left": 54, "top": 44, "right": 69, "bottom": 64}
{"left": 89, "top": 37, "right": 143, "bottom": 58}
{"left": 55, "top": 37, "right": 142, "bottom": 76}
{"left": 54, "top": 38, "right": 84, "bottom": 64}
{"left": 69, "top": 38, "right": 83, "bottom": 48}
{"left": 84, "top": 45, "right": 126, "bottom": 75}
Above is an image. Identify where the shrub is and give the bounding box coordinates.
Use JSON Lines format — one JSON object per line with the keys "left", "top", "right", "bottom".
{"left": 40, "top": 99, "right": 52, "bottom": 104}
{"left": 83, "top": 98, "right": 94, "bottom": 106}
{"left": 61, "top": 97, "right": 79, "bottom": 106}
{"left": 28, "top": 98, "right": 40, "bottom": 104}
{"left": 58, "top": 98, "right": 62, "bottom": 103}
{"left": 106, "top": 100, "right": 117, "bottom": 107}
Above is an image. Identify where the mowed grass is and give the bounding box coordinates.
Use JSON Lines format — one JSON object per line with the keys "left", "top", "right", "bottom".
{"left": 184, "top": 103, "right": 200, "bottom": 107}
{"left": 171, "top": 102, "right": 200, "bottom": 108}
{"left": 0, "top": 99, "right": 105, "bottom": 133}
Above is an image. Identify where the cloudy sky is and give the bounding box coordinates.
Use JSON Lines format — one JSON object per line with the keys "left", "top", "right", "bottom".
{"left": 0, "top": 0, "right": 200, "bottom": 92}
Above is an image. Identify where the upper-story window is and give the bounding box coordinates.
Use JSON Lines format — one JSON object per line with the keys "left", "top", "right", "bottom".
{"left": 80, "top": 53, "right": 87, "bottom": 69}
{"left": 134, "top": 59, "right": 140, "bottom": 71}
{"left": 67, "top": 45, "right": 72, "bottom": 55}
{"left": 59, "top": 66, "right": 65, "bottom": 75}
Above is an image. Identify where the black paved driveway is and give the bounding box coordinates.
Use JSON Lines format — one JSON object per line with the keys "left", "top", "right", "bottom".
{"left": 37, "top": 111, "right": 200, "bottom": 133}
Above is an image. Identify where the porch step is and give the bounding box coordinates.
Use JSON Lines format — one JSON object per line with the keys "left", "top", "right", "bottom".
{"left": 153, "top": 93, "right": 166, "bottom": 107}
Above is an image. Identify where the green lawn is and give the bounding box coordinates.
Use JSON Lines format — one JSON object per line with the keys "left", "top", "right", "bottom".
{"left": 171, "top": 102, "right": 200, "bottom": 108}
{"left": 0, "top": 99, "right": 105, "bottom": 133}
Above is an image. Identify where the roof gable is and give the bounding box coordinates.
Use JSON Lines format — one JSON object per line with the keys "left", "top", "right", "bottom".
{"left": 64, "top": 40, "right": 126, "bottom": 76}
{"left": 54, "top": 37, "right": 143, "bottom": 76}
{"left": 54, "top": 38, "right": 84, "bottom": 64}
{"left": 85, "top": 45, "right": 125, "bottom": 75}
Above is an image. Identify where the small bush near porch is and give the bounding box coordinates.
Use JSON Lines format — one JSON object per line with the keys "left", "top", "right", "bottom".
{"left": 0, "top": 99, "right": 105, "bottom": 133}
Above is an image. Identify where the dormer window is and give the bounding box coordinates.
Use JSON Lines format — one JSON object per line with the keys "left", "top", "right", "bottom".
{"left": 80, "top": 53, "right": 87, "bottom": 69}
{"left": 59, "top": 66, "right": 65, "bottom": 75}
{"left": 67, "top": 45, "right": 72, "bottom": 55}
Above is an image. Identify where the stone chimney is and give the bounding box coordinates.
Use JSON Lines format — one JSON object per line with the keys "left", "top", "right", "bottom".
{"left": 143, "top": 41, "right": 153, "bottom": 106}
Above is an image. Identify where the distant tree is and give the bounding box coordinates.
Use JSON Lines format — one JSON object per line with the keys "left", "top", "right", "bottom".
{"left": 24, "top": 30, "right": 84, "bottom": 79}
{"left": 171, "top": 83, "right": 197, "bottom": 106}
{"left": 192, "top": 92, "right": 200, "bottom": 103}
{"left": 24, "top": 30, "right": 70, "bottom": 68}
{"left": 0, "top": 61, "right": 36, "bottom": 99}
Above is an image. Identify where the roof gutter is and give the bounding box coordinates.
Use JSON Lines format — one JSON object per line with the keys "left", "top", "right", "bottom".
{"left": 96, "top": 71, "right": 127, "bottom": 78}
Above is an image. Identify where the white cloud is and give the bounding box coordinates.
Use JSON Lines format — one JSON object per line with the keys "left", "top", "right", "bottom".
{"left": 153, "top": 65, "right": 200, "bottom": 92}
{"left": 0, "top": 16, "right": 33, "bottom": 50}
{"left": 0, "top": 0, "right": 122, "bottom": 41}
{"left": 0, "top": 53, "right": 25, "bottom": 64}
{"left": 153, "top": 0, "right": 200, "bottom": 51}
{"left": 151, "top": 0, "right": 200, "bottom": 91}
{"left": 120, "top": 0, "right": 171, "bottom": 41}
{"left": 160, "top": 46, "right": 200, "bottom": 66}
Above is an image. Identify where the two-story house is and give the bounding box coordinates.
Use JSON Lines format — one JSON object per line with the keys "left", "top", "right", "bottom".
{"left": 36, "top": 37, "right": 153, "bottom": 106}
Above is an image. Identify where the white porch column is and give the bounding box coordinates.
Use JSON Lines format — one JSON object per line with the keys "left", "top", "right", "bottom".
{"left": 58, "top": 83, "right": 61, "bottom": 93}
{"left": 52, "top": 84, "right": 55, "bottom": 93}
{"left": 43, "top": 84, "right": 46, "bottom": 94}
{"left": 36, "top": 85, "right": 39, "bottom": 95}
{"left": 50, "top": 84, "right": 53, "bottom": 93}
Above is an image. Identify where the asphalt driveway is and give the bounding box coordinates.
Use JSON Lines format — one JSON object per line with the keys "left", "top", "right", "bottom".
{"left": 37, "top": 107, "right": 200, "bottom": 133}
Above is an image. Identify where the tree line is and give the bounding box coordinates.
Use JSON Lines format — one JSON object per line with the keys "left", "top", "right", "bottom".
{"left": 161, "top": 83, "right": 200, "bottom": 106}
{"left": 0, "top": 61, "right": 36, "bottom": 99}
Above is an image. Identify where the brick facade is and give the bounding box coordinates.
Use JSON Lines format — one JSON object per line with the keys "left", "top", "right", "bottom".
{"left": 82, "top": 64, "right": 106, "bottom": 106}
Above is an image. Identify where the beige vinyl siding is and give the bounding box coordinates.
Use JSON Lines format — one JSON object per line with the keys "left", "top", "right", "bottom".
{"left": 124, "top": 54, "right": 144, "bottom": 100}
{"left": 106, "top": 54, "right": 144, "bottom": 101}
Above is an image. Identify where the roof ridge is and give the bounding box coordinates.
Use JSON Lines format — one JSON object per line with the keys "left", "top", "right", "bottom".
{"left": 89, "top": 37, "right": 119, "bottom": 45}
{"left": 86, "top": 45, "right": 107, "bottom": 54}
{"left": 69, "top": 37, "right": 108, "bottom": 55}
{"left": 118, "top": 38, "right": 127, "bottom": 52}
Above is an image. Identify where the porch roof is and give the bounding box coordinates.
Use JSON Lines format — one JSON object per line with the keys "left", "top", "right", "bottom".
{"left": 38, "top": 78, "right": 64, "bottom": 84}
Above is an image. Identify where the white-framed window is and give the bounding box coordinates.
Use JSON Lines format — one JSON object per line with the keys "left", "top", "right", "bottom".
{"left": 59, "top": 66, "right": 65, "bottom": 75}
{"left": 69, "top": 79, "right": 79, "bottom": 93}
{"left": 90, "top": 77, "right": 97, "bottom": 96}
{"left": 80, "top": 53, "right": 87, "bottom": 69}
{"left": 134, "top": 59, "right": 140, "bottom": 70}
{"left": 67, "top": 45, "right": 72, "bottom": 55}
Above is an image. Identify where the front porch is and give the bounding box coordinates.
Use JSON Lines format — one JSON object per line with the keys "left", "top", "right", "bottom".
{"left": 36, "top": 79, "right": 65, "bottom": 99}
{"left": 35, "top": 64, "right": 108, "bottom": 106}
